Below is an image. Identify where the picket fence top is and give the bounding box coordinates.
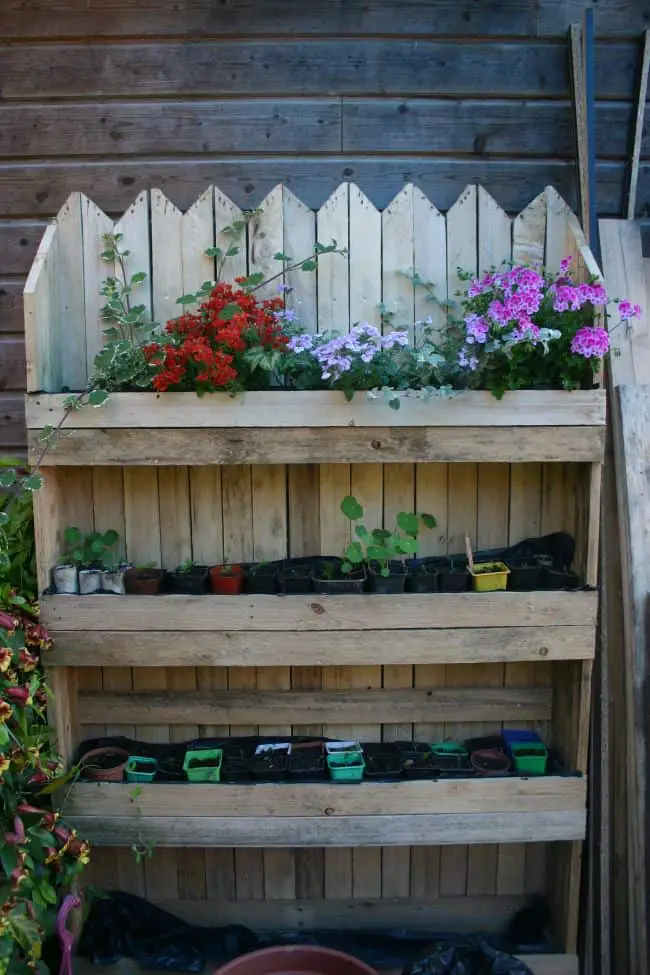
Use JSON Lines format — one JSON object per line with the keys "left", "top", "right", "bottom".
{"left": 23, "top": 182, "right": 600, "bottom": 393}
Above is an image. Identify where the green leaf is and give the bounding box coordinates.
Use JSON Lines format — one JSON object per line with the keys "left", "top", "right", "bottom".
{"left": 204, "top": 246, "right": 223, "bottom": 258}
{"left": 354, "top": 525, "right": 369, "bottom": 540}
{"left": 273, "top": 252, "right": 292, "bottom": 262}
{"left": 64, "top": 526, "right": 82, "bottom": 545}
{"left": 340, "top": 495, "right": 363, "bottom": 521}
{"left": 88, "top": 389, "right": 109, "bottom": 407}
{"left": 343, "top": 541, "right": 364, "bottom": 564}
{"left": 240, "top": 272, "right": 265, "bottom": 289}
{"left": 300, "top": 259, "right": 317, "bottom": 272}
{"left": 225, "top": 246, "right": 240, "bottom": 257}
{"left": 131, "top": 271, "right": 147, "bottom": 285}
{"left": 371, "top": 528, "right": 391, "bottom": 544}
{"left": 420, "top": 512, "right": 437, "bottom": 530}
{"left": 176, "top": 294, "right": 197, "bottom": 306}
{"left": 102, "top": 529, "right": 119, "bottom": 546}
{"left": 22, "top": 474, "right": 43, "bottom": 492}
{"left": 0, "top": 469, "right": 16, "bottom": 487}
{"left": 396, "top": 512, "right": 420, "bottom": 535}
{"left": 218, "top": 302, "right": 240, "bottom": 321}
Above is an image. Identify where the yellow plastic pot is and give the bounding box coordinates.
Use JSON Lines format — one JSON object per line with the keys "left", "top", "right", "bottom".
{"left": 470, "top": 561, "right": 510, "bottom": 592}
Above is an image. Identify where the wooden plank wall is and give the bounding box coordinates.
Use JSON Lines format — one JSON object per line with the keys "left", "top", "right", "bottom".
{"left": 1, "top": 0, "right": 649, "bottom": 447}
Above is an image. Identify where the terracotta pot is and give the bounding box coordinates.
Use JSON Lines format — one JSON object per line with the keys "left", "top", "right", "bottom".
{"left": 124, "top": 568, "right": 164, "bottom": 595}
{"left": 210, "top": 564, "right": 244, "bottom": 595}
{"left": 80, "top": 746, "right": 129, "bottom": 782}
{"left": 213, "top": 946, "right": 378, "bottom": 975}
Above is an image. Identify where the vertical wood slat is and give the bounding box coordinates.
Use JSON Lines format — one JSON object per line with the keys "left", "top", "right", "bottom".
{"left": 24, "top": 221, "right": 58, "bottom": 393}
{"left": 317, "top": 183, "right": 349, "bottom": 334}
{"left": 81, "top": 195, "right": 113, "bottom": 375}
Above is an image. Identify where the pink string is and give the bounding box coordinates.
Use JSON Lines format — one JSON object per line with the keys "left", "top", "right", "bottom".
{"left": 56, "top": 895, "right": 81, "bottom": 975}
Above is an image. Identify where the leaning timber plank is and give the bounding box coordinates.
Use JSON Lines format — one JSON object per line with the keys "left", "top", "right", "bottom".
{"left": 40, "top": 592, "right": 598, "bottom": 632}
{"left": 77, "top": 685, "right": 552, "bottom": 726}
{"left": 47, "top": 625, "right": 595, "bottom": 667}
{"left": 62, "top": 811, "right": 586, "bottom": 847}
{"left": 25, "top": 390, "right": 606, "bottom": 429}
{"left": 26, "top": 425, "right": 605, "bottom": 465}
{"left": 62, "top": 777, "right": 586, "bottom": 818}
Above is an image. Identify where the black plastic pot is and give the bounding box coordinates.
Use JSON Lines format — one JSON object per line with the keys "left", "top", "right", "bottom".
{"left": 251, "top": 746, "right": 290, "bottom": 780}
{"left": 438, "top": 559, "right": 470, "bottom": 593}
{"left": 313, "top": 565, "right": 366, "bottom": 595}
{"left": 405, "top": 559, "right": 439, "bottom": 593}
{"left": 400, "top": 751, "right": 440, "bottom": 779}
{"left": 367, "top": 561, "right": 406, "bottom": 594}
{"left": 168, "top": 566, "right": 208, "bottom": 595}
{"left": 362, "top": 742, "right": 402, "bottom": 779}
{"left": 506, "top": 561, "right": 541, "bottom": 591}
{"left": 245, "top": 562, "right": 279, "bottom": 595}
{"left": 541, "top": 567, "right": 579, "bottom": 590}
{"left": 433, "top": 752, "right": 473, "bottom": 776}
{"left": 288, "top": 742, "right": 326, "bottom": 779}
{"left": 278, "top": 557, "right": 316, "bottom": 594}
{"left": 220, "top": 743, "right": 255, "bottom": 782}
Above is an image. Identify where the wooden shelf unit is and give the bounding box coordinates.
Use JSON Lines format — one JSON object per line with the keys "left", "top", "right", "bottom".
{"left": 26, "top": 183, "right": 603, "bottom": 959}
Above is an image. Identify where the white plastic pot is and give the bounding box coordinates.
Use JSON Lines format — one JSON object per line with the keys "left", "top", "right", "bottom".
{"left": 101, "top": 564, "right": 131, "bottom": 595}
{"left": 53, "top": 564, "right": 78, "bottom": 594}
{"left": 78, "top": 568, "right": 102, "bottom": 594}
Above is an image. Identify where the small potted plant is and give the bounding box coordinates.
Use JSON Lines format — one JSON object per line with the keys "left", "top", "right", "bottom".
{"left": 431, "top": 739, "right": 471, "bottom": 775}
{"left": 361, "top": 742, "right": 402, "bottom": 778}
{"left": 251, "top": 743, "right": 291, "bottom": 780}
{"left": 466, "top": 536, "right": 509, "bottom": 593}
{"left": 209, "top": 561, "right": 245, "bottom": 595}
{"left": 279, "top": 557, "right": 315, "bottom": 594}
{"left": 244, "top": 560, "right": 279, "bottom": 595}
{"left": 397, "top": 742, "right": 440, "bottom": 779}
{"left": 339, "top": 496, "right": 436, "bottom": 594}
{"left": 170, "top": 559, "right": 209, "bottom": 595}
{"left": 327, "top": 748, "right": 366, "bottom": 783}
{"left": 405, "top": 558, "right": 439, "bottom": 593}
{"left": 125, "top": 755, "right": 157, "bottom": 783}
{"left": 79, "top": 745, "right": 129, "bottom": 782}
{"left": 312, "top": 556, "right": 365, "bottom": 595}
{"left": 124, "top": 563, "right": 165, "bottom": 595}
{"left": 438, "top": 557, "right": 470, "bottom": 593}
{"left": 288, "top": 741, "right": 327, "bottom": 779}
{"left": 54, "top": 527, "right": 120, "bottom": 595}
{"left": 505, "top": 558, "right": 540, "bottom": 591}
{"left": 183, "top": 747, "right": 223, "bottom": 783}
{"left": 101, "top": 560, "right": 134, "bottom": 595}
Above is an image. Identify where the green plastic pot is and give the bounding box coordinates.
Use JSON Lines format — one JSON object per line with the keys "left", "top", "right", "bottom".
{"left": 327, "top": 751, "right": 365, "bottom": 783}
{"left": 431, "top": 740, "right": 467, "bottom": 757}
{"left": 511, "top": 742, "right": 548, "bottom": 775}
{"left": 183, "top": 748, "right": 223, "bottom": 783}
{"left": 125, "top": 756, "right": 157, "bottom": 784}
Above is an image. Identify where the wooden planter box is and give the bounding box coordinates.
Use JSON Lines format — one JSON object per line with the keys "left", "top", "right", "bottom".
{"left": 27, "top": 183, "right": 604, "bottom": 968}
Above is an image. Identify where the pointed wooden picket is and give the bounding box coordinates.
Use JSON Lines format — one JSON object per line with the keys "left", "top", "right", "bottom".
{"left": 513, "top": 190, "right": 547, "bottom": 266}
{"left": 478, "top": 187, "right": 511, "bottom": 273}
{"left": 382, "top": 185, "right": 415, "bottom": 338}
{"left": 544, "top": 186, "right": 573, "bottom": 274}
{"left": 181, "top": 187, "right": 214, "bottom": 296}
{"left": 446, "top": 185, "right": 478, "bottom": 318}
{"left": 413, "top": 187, "right": 447, "bottom": 337}
{"left": 349, "top": 184, "right": 381, "bottom": 329}
{"left": 150, "top": 190, "right": 183, "bottom": 326}
{"left": 317, "top": 183, "right": 349, "bottom": 333}
{"left": 53, "top": 192, "right": 86, "bottom": 391}
{"left": 283, "top": 187, "right": 316, "bottom": 332}
{"left": 81, "top": 194, "right": 113, "bottom": 376}
{"left": 248, "top": 185, "right": 285, "bottom": 299}
{"left": 113, "top": 192, "right": 152, "bottom": 322}
{"left": 213, "top": 189, "right": 247, "bottom": 284}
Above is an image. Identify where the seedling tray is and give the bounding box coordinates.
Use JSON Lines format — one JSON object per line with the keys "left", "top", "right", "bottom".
{"left": 251, "top": 744, "right": 291, "bottom": 780}
{"left": 432, "top": 753, "right": 472, "bottom": 776}
{"left": 183, "top": 748, "right": 223, "bottom": 783}
{"left": 470, "top": 561, "right": 510, "bottom": 592}
{"left": 125, "top": 756, "right": 157, "bottom": 783}
{"left": 400, "top": 751, "right": 440, "bottom": 780}
{"left": 328, "top": 751, "right": 365, "bottom": 782}
{"left": 361, "top": 742, "right": 402, "bottom": 778}
{"left": 288, "top": 743, "right": 326, "bottom": 779}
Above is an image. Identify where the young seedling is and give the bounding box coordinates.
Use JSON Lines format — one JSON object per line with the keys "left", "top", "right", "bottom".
{"left": 339, "top": 496, "right": 436, "bottom": 577}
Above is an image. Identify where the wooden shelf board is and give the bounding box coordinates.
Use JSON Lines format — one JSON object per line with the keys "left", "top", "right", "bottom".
{"left": 27, "top": 424, "right": 604, "bottom": 465}
{"left": 26, "top": 389, "right": 606, "bottom": 429}
{"left": 61, "top": 777, "right": 586, "bottom": 846}
{"left": 76, "top": 685, "right": 552, "bottom": 726}
{"left": 41, "top": 590, "right": 598, "bottom": 631}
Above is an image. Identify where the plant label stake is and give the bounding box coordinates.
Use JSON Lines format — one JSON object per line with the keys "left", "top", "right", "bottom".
{"left": 57, "top": 894, "right": 81, "bottom": 975}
